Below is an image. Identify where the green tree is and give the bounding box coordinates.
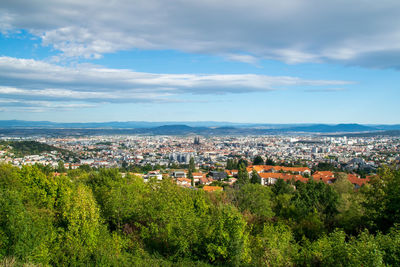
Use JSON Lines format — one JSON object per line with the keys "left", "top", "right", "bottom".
{"left": 363, "top": 167, "right": 400, "bottom": 232}
{"left": 251, "top": 223, "right": 298, "bottom": 267}
{"left": 348, "top": 230, "right": 384, "bottom": 266}
{"left": 375, "top": 226, "right": 400, "bottom": 266}
{"left": 188, "top": 168, "right": 194, "bottom": 186}
{"left": 56, "top": 184, "right": 101, "bottom": 265}
{"left": 253, "top": 155, "right": 264, "bottom": 165}
{"left": 237, "top": 163, "right": 249, "bottom": 186}
{"left": 226, "top": 159, "right": 233, "bottom": 170}
{"left": 290, "top": 180, "right": 339, "bottom": 240}
{"left": 189, "top": 157, "right": 195, "bottom": 172}
{"left": 79, "top": 164, "right": 92, "bottom": 172}
{"left": 121, "top": 160, "right": 129, "bottom": 171}
{"left": 234, "top": 183, "right": 274, "bottom": 221}
{"left": 0, "top": 189, "right": 56, "bottom": 264}
{"left": 204, "top": 204, "right": 249, "bottom": 265}
{"left": 188, "top": 157, "right": 195, "bottom": 186}
{"left": 238, "top": 158, "right": 248, "bottom": 167}
{"left": 333, "top": 173, "right": 365, "bottom": 234}
{"left": 19, "top": 165, "right": 58, "bottom": 208}
{"left": 292, "top": 180, "right": 339, "bottom": 221}
{"left": 101, "top": 175, "right": 149, "bottom": 229}
{"left": 137, "top": 180, "right": 208, "bottom": 260}
{"left": 265, "top": 157, "right": 275, "bottom": 166}
{"left": 58, "top": 160, "right": 67, "bottom": 173}
{"left": 272, "top": 179, "right": 294, "bottom": 196}
{"left": 296, "top": 230, "right": 349, "bottom": 266}
{"left": 250, "top": 170, "right": 260, "bottom": 184}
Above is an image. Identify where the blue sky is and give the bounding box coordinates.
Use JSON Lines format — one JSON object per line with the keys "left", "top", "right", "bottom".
{"left": 0, "top": 0, "right": 399, "bottom": 124}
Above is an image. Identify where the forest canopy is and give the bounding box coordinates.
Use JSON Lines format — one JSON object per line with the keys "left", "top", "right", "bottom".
{"left": 1, "top": 163, "right": 400, "bottom": 266}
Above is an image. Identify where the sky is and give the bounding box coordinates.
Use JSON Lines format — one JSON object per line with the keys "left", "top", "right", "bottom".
{"left": 0, "top": 0, "right": 400, "bottom": 124}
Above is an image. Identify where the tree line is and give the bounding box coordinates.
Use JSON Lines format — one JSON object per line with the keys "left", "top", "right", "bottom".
{"left": 1, "top": 163, "right": 400, "bottom": 266}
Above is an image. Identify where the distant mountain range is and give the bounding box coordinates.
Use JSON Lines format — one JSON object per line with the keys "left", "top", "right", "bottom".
{"left": 0, "top": 120, "right": 307, "bottom": 129}
{"left": 285, "top": 123, "right": 378, "bottom": 133}
{"left": 0, "top": 120, "right": 400, "bottom": 136}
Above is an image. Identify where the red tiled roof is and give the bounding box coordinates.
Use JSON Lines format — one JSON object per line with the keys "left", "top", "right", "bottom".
{"left": 251, "top": 165, "right": 311, "bottom": 173}
{"left": 312, "top": 171, "right": 335, "bottom": 183}
{"left": 313, "top": 171, "right": 334, "bottom": 177}
{"left": 200, "top": 177, "right": 214, "bottom": 183}
{"left": 347, "top": 174, "right": 369, "bottom": 186}
{"left": 259, "top": 172, "right": 309, "bottom": 183}
{"left": 177, "top": 178, "right": 191, "bottom": 184}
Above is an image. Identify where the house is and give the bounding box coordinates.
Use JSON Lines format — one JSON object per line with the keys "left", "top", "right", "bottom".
{"left": 259, "top": 173, "right": 294, "bottom": 185}
{"left": 259, "top": 172, "right": 309, "bottom": 186}
{"left": 199, "top": 177, "right": 214, "bottom": 185}
{"left": 273, "top": 166, "right": 311, "bottom": 176}
{"left": 250, "top": 165, "right": 311, "bottom": 176}
{"left": 225, "top": 169, "right": 238, "bottom": 177}
{"left": 176, "top": 178, "right": 192, "bottom": 187}
{"left": 225, "top": 177, "right": 237, "bottom": 185}
{"left": 192, "top": 172, "right": 206, "bottom": 184}
{"left": 252, "top": 165, "right": 274, "bottom": 173}
{"left": 210, "top": 171, "right": 227, "bottom": 181}
{"left": 312, "top": 171, "right": 335, "bottom": 184}
{"left": 173, "top": 171, "right": 186, "bottom": 178}
{"left": 146, "top": 170, "right": 163, "bottom": 181}
{"left": 347, "top": 173, "right": 369, "bottom": 189}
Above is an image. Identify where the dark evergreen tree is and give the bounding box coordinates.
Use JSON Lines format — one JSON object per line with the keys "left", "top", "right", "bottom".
{"left": 250, "top": 170, "right": 261, "bottom": 184}
{"left": 58, "top": 160, "right": 67, "bottom": 172}
{"left": 189, "top": 157, "right": 195, "bottom": 172}
{"left": 265, "top": 157, "right": 275, "bottom": 165}
{"left": 226, "top": 159, "right": 233, "bottom": 170}
{"left": 253, "top": 155, "right": 264, "bottom": 165}
{"left": 238, "top": 158, "right": 248, "bottom": 167}
{"left": 237, "top": 162, "right": 250, "bottom": 185}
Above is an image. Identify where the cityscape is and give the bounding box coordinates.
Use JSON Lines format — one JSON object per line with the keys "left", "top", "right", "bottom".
{"left": 1, "top": 132, "right": 399, "bottom": 188}
{"left": 1, "top": 0, "right": 400, "bottom": 266}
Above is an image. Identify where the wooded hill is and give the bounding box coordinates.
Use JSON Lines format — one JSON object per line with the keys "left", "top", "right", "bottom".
{"left": 1, "top": 163, "right": 400, "bottom": 266}
{"left": 0, "top": 141, "right": 74, "bottom": 157}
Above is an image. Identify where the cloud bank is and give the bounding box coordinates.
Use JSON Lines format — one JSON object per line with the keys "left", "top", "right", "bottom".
{"left": 1, "top": 0, "right": 400, "bottom": 68}
{"left": 0, "top": 57, "right": 351, "bottom": 111}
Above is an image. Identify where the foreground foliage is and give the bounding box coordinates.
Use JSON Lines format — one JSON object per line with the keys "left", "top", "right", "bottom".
{"left": 0, "top": 163, "right": 400, "bottom": 266}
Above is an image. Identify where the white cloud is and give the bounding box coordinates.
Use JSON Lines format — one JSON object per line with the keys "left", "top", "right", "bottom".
{"left": 224, "top": 54, "right": 259, "bottom": 65}
{"left": 1, "top": 0, "right": 400, "bottom": 67}
{"left": 0, "top": 98, "right": 96, "bottom": 112}
{"left": 0, "top": 57, "right": 352, "bottom": 107}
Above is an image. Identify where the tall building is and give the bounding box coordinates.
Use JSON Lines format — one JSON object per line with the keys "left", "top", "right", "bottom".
{"left": 194, "top": 137, "right": 200, "bottom": 145}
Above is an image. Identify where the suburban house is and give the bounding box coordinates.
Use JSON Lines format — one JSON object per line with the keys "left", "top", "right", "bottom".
{"left": 210, "top": 171, "right": 227, "bottom": 181}
{"left": 146, "top": 170, "right": 163, "bottom": 181}
{"left": 347, "top": 173, "right": 370, "bottom": 189}
{"left": 225, "top": 169, "right": 238, "bottom": 177}
{"left": 259, "top": 172, "right": 309, "bottom": 185}
{"left": 312, "top": 171, "right": 335, "bottom": 183}
{"left": 199, "top": 177, "right": 214, "bottom": 185}
{"left": 176, "top": 177, "right": 192, "bottom": 187}
{"left": 225, "top": 177, "right": 237, "bottom": 185}
{"left": 249, "top": 165, "right": 311, "bottom": 176}
{"left": 192, "top": 172, "right": 206, "bottom": 183}
{"left": 173, "top": 171, "right": 186, "bottom": 178}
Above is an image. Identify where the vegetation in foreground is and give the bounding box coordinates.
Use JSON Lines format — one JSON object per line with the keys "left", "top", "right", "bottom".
{"left": 1, "top": 163, "right": 400, "bottom": 266}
